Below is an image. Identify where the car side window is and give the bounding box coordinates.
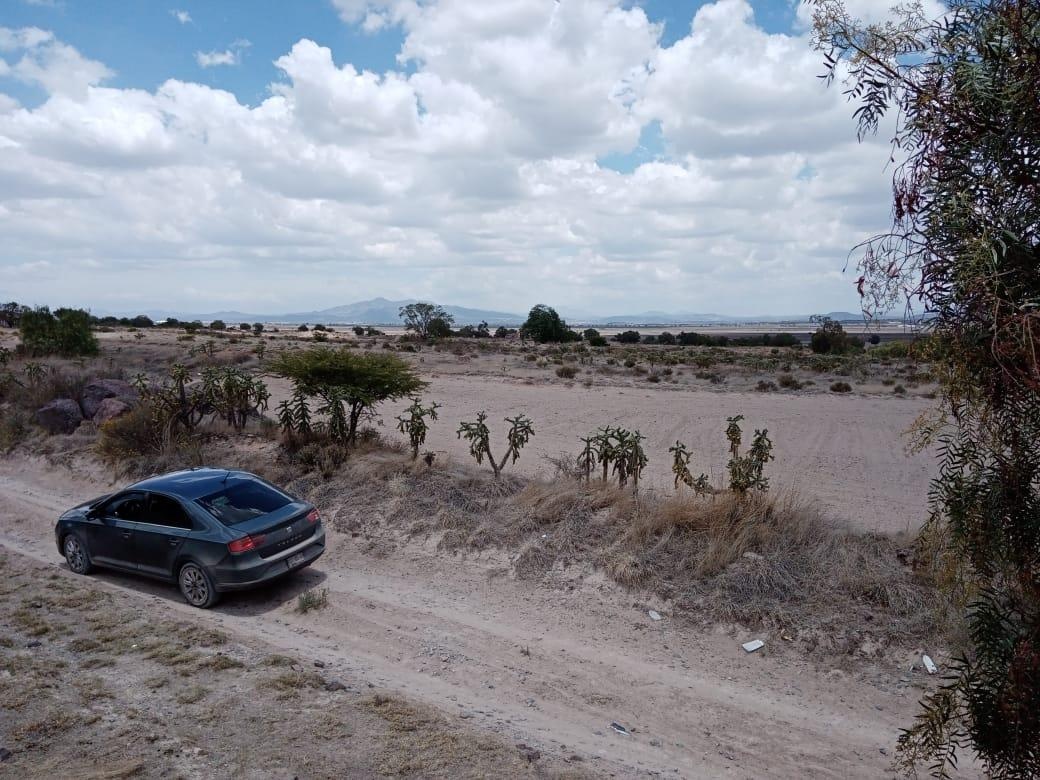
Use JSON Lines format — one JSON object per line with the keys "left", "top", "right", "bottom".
{"left": 145, "top": 494, "right": 194, "bottom": 530}
{"left": 101, "top": 492, "right": 148, "bottom": 521}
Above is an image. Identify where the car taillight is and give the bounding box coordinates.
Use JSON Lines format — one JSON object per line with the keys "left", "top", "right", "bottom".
{"left": 306, "top": 509, "right": 320, "bottom": 524}
{"left": 228, "top": 533, "right": 265, "bottom": 554}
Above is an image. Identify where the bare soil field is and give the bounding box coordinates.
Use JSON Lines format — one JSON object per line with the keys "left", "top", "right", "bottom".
{"left": 376, "top": 375, "right": 934, "bottom": 534}
{"left": 0, "top": 326, "right": 972, "bottom": 778}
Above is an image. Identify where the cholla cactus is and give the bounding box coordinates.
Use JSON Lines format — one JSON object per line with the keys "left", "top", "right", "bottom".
{"left": 725, "top": 417, "right": 773, "bottom": 493}
{"left": 396, "top": 397, "right": 440, "bottom": 459}
{"left": 457, "top": 412, "right": 535, "bottom": 478}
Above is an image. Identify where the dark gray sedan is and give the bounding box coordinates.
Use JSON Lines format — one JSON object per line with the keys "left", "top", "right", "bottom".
{"left": 54, "top": 468, "right": 325, "bottom": 607}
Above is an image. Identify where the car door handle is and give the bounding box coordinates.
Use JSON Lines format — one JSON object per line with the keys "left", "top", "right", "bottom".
{"left": 121, "top": 530, "right": 133, "bottom": 539}
{"left": 168, "top": 538, "right": 180, "bottom": 547}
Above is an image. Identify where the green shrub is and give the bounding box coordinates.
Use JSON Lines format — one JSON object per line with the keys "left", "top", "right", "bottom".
{"left": 555, "top": 365, "right": 578, "bottom": 379}
{"left": 830, "top": 381, "right": 853, "bottom": 393}
{"left": 18, "top": 306, "right": 98, "bottom": 357}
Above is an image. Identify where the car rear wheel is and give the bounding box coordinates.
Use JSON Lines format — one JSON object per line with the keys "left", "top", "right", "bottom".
{"left": 63, "top": 534, "right": 93, "bottom": 575}
{"left": 178, "top": 562, "right": 219, "bottom": 608}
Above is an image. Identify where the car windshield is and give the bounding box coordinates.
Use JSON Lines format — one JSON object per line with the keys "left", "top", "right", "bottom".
{"left": 196, "top": 479, "right": 292, "bottom": 526}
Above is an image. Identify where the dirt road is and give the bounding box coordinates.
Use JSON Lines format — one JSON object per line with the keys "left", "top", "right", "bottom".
{"left": 0, "top": 458, "right": 958, "bottom": 779}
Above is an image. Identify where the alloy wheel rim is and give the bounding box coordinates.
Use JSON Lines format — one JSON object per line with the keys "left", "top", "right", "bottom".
{"left": 181, "top": 566, "right": 208, "bottom": 605}
{"left": 64, "top": 537, "right": 84, "bottom": 571}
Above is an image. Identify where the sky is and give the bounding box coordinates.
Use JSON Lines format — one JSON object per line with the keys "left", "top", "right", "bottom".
{"left": 0, "top": 0, "right": 923, "bottom": 317}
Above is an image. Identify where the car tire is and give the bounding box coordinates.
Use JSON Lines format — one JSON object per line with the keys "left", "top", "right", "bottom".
{"left": 178, "top": 562, "right": 219, "bottom": 609}
{"left": 63, "top": 533, "right": 93, "bottom": 575}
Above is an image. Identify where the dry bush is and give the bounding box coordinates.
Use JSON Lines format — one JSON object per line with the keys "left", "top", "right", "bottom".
{"left": 0, "top": 407, "right": 30, "bottom": 451}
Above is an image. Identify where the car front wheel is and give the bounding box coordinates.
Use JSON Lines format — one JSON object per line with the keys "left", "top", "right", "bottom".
{"left": 63, "top": 534, "right": 93, "bottom": 575}
{"left": 178, "top": 562, "right": 219, "bottom": 608}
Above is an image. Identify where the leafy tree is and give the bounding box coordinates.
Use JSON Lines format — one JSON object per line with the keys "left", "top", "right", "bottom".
{"left": 613, "top": 330, "right": 641, "bottom": 344}
{"left": 582, "top": 328, "right": 608, "bottom": 347}
{"left": 353, "top": 326, "right": 365, "bottom": 336}
{"left": 209, "top": 319, "right": 226, "bottom": 331}
{"left": 812, "top": 0, "right": 1040, "bottom": 774}
{"left": 457, "top": 321, "right": 491, "bottom": 338}
{"left": 0, "top": 302, "right": 29, "bottom": 328}
{"left": 810, "top": 316, "right": 862, "bottom": 354}
{"left": 427, "top": 317, "right": 453, "bottom": 338}
{"left": 297, "top": 324, "right": 309, "bottom": 332}
{"left": 19, "top": 306, "right": 98, "bottom": 357}
{"left": 239, "top": 323, "right": 251, "bottom": 331}
{"left": 456, "top": 412, "right": 534, "bottom": 478}
{"left": 494, "top": 326, "right": 516, "bottom": 339}
{"left": 252, "top": 322, "right": 264, "bottom": 336}
{"left": 521, "top": 305, "right": 578, "bottom": 343}
{"left": 399, "top": 302, "right": 455, "bottom": 339}
{"left": 269, "top": 347, "right": 425, "bottom": 445}
{"left": 395, "top": 397, "right": 440, "bottom": 459}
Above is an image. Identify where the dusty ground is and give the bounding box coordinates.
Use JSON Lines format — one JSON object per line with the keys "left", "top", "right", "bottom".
{"left": 0, "top": 456, "right": 961, "bottom": 779}
{"left": 0, "top": 325, "right": 968, "bottom": 778}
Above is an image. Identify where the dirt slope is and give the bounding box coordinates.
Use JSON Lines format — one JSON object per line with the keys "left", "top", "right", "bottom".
{"left": 0, "top": 458, "right": 974, "bottom": 779}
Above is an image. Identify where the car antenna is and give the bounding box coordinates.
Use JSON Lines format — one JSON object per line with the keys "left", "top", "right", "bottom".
{"left": 222, "top": 469, "right": 231, "bottom": 486}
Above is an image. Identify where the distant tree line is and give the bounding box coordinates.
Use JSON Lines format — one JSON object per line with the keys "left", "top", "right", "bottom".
{"left": 612, "top": 330, "right": 801, "bottom": 348}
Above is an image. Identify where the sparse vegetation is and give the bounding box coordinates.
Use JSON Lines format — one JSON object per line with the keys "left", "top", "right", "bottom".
{"left": 296, "top": 588, "right": 329, "bottom": 613}
{"left": 395, "top": 397, "right": 440, "bottom": 460}
{"left": 457, "top": 412, "right": 534, "bottom": 478}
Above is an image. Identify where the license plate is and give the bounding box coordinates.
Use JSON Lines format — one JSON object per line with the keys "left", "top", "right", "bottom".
{"left": 287, "top": 552, "right": 307, "bottom": 568}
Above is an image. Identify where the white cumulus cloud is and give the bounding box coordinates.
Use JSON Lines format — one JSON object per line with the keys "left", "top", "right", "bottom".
{"left": 195, "top": 39, "right": 251, "bottom": 68}
{"left": 0, "top": 1, "right": 917, "bottom": 315}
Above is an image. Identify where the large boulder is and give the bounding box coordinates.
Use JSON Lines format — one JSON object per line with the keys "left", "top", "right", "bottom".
{"left": 93, "top": 397, "right": 132, "bottom": 426}
{"left": 80, "top": 378, "right": 138, "bottom": 419}
{"left": 35, "top": 398, "right": 84, "bottom": 434}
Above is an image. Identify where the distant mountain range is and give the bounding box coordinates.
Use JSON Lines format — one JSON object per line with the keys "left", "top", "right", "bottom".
{"left": 102, "top": 298, "right": 874, "bottom": 327}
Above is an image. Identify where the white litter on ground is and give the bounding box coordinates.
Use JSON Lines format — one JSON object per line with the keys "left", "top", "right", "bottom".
{"left": 648, "top": 610, "right": 662, "bottom": 621}
{"left": 742, "top": 640, "right": 765, "bottom": 653}
{"left": 922, "top": 655, "right": 938, "bottom": 674}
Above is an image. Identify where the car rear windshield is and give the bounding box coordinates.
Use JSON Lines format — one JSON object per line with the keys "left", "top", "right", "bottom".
{"left": 195, "top": 479, "right": 293, "bottom": 526}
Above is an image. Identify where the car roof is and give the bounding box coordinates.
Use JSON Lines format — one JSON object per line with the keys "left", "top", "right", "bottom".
{"left": 128, "top": 468, "right": 260, "bottom": 500}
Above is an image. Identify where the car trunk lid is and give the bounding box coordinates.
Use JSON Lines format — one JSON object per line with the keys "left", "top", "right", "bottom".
{"left": 231, "top": 503, "right": 317, "bottom": 558}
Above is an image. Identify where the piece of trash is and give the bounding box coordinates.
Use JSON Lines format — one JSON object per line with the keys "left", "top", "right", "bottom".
{"left": 922, "top": 655, "right": 938, "bottom": 674}
{"left": 780, "top": 630, "right": 793, "bottom": 641}
{"left": 742, "top": 639, "right": 765, "bottom": 653}
{"left": 610, "top": 722, "right": 630, "bottom": 736}
{"left": 742, "top": 551, "right": 764, "bottom": 561}
{"left": 648, "top": 610, "right": 662, "bottom": 621}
